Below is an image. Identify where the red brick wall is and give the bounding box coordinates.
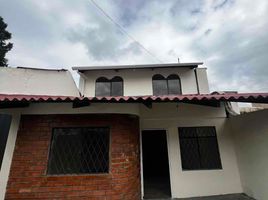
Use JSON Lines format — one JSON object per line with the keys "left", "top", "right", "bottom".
{"left": 5, "top": 114, "right": 141, "bottom": 200}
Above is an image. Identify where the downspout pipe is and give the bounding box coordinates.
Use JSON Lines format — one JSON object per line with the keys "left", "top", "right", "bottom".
{"left": 194, "top": 68, "right": 200, "bottom": 94}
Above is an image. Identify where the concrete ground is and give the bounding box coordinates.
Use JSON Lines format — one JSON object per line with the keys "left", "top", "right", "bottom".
{"left": 145, "top": 193, "right": 255, "bottom": 200}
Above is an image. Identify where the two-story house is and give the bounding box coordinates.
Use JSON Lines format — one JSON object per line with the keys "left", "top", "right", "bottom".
{"left": 0, "top": 63, "right": 268, "bottom": 200}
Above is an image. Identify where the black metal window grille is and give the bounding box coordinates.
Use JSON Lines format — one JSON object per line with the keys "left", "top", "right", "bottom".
{"left": 47, "top": 127, "right": 110, "bottom": 175}
{"left": 95, "top": 76, "right": 123, "bottom": 96}
{"left": 178, "top": 127, "right": 222, "bottom": 170}
{"left": 152, "top": 74, "right": 182, "bottom": 95}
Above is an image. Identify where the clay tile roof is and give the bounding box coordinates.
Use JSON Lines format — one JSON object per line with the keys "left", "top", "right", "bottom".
{"left": 0, "top": 93, "right": 268, "bottom": 103}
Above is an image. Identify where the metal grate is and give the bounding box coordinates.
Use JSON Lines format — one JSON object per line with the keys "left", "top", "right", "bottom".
{"left": 47, "top": 127, "right": 110, "bottom": 175}
{"left": 178, "top": 127, "right": 222, "bottom": 170}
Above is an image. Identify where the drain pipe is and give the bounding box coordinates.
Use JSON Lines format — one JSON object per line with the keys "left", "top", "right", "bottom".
{"left": 194, "top": 68, "right": 200, "bottom": 94}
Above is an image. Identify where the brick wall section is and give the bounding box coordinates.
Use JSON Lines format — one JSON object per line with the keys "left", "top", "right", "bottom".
{"left": 5, "top": 114, "right": 141, "bottom": 200}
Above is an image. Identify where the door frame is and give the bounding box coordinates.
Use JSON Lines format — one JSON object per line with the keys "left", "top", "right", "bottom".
{"left": 140, "top": 129, "right": 172, "bottom": 199}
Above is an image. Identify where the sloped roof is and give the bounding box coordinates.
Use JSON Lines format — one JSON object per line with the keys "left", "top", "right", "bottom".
{"left": 0, "top": 93, "right": 268, "bottom": 103}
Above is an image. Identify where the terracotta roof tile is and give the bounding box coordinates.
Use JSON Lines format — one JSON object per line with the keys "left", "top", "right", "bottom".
{"left": 0, "top": 93, "right": 268, "bottom": 103}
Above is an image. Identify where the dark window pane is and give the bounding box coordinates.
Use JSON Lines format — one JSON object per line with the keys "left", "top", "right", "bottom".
{"left": 179, "top": 127, "right": 197, "bottom": 138}
{"left": 178, "top": 127, "right": 222, "bottom": 170}
{"left": 167, "top": 74, "right": 181, "bottom": 95}
{"left": 152, "top": 74, "right": 182, "bottom": 95}
{"left": 198, "top": 137, "right": 222, "bottom": 169}
{"left": 153, "top": 79, "right": 168, "bottom": 95}
{"left": 152, "top": 74, "right": 165, "bottom": 80}
{"left": 48, "top": 127, "right": 110, "bottom": 175}
{"left": 0, "top": 114, "right": 12, "bottom": 170}
{"left": 111, "top": 76, "right": 123, "bottom": 96}
{"left": 95, "top": 82, "right": 111, "bottom": 96}
{"left": 180, "top": 138, "right": 201, "bottom": 170}
{"left": 196, "top": 127, "right": 216, "bottom": 137}
{"left": 111, "top": 81, "right": 123, "bottom": 96}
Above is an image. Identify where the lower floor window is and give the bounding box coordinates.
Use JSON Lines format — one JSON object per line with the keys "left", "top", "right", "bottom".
{"left": 47, "top": 127, "right": 110, "bottom": 175}
{"left": 178, "top": 126, "right": 222, "bottom": 170}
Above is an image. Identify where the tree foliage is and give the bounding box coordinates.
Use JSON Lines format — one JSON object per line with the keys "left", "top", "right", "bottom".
{"left": 0, "top": 16, "right": 13, "bottom": 67}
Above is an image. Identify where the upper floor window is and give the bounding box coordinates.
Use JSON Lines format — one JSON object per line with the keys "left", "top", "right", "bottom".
{"left": 95, "top": 76, "right": 123, "bottom": 96}
{"left": 152, "top": 74, "right": 181, "bottom": 95}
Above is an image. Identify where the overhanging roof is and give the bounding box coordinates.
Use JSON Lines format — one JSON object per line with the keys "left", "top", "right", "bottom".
{"left": 1, "top": 93, "right": 268, "bottom": 105}
{"left": 72, "top": 62, "right": 203, "bottom": 71}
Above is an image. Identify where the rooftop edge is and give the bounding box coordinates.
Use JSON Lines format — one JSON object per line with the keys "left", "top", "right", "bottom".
{"left": 72, "top": 62, "right": 203, "bottom": 71}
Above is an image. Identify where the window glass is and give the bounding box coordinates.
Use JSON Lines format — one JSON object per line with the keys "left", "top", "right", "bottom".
{"left": 167, "top": 74, "right": 181, "bottom": 95}
{"left": 95, "top": 76, "right": 123, "bottom": 96}
{"left": 95, "top": 77, "right": 111, "bottom": 96}
{"left": 178, "top": 127, "right": 222, "bottom": 170}
{"left": 152, "top": 74, "right": 182, "bottom": 95}
{"left": 152, "top": 74, "right": 168, "bottom": 95}
{"left": 47, "top": 127, "right": 110, "bottom": 175}
{"left": 111, "top": 76, "right": 123, "bottom": 96}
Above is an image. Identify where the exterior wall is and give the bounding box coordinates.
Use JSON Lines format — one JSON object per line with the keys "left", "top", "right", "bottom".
{"left": 195, "top": 68, "right": 210, "bottom": 94}
{"left": 1, "top": 102, "right": 243, "bottom": 199}
{"left": 5, "top": 114, "right": 141, "bottom": 200}
{"left": 230, "top": 109, "right": 268, "bottom": 200}
{"left": 0, "top": 67, "right": 79, "bottom": 96}
{"left": 140, "top": 103, "right": 243, "bottom": 198}
{"left": 81, "top": 67, "right": 199, "bottom": 96}
{"left": 0, "top": 113, "right": 20, "bottom": 200}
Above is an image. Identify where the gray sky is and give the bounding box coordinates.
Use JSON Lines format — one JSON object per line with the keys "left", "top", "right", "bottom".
{"left": 1, "top": 0, "right": 268, "bottom": 92}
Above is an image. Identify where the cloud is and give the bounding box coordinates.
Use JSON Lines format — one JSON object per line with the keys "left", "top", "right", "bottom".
{"left": 1, "top": 0, "right": 268, "bottom": 92}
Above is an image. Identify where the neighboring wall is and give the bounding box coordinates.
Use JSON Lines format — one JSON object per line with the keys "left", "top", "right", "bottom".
{"left": 0, "top": 67, "right": 79, "bottom": 96}
{"left": 231, "top": 110, "right": 268, "bottom": 200}
{"left": 140, "top": 103, "right": 242, "bottom": 198}
{"left": 81, "top": 67, "right": 210, "bottom": 96}
{"left": 195, "top": 68, "right": 209, "bottom": 94}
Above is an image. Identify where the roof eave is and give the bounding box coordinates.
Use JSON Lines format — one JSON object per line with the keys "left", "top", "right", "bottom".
{"left": 72, "top": 62, "right": 203, "bottom": 71}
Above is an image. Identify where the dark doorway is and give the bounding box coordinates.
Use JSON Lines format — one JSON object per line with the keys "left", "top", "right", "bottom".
{"left": 0, "top": 114, "right": 12, "bottom": 170}
{"left": 142, "top": 130, "right": 171, "bottom": 199}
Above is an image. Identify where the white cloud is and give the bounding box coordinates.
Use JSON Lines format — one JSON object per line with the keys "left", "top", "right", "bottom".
{"left": 1, "top": 0, "right": 268, "bottom": 92}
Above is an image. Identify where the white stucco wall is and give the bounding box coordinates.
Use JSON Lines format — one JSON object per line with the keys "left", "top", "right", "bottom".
{"left": 0, "top": 102, "right": 242, "bottom": 199}
{"left": 140, "top": 103, "right": 242, "bottom": 198}
{"left": 231, "top": 110, "right": 268, "bottom": 200}
{"left": 81, "top": 67, "right": 203, "bottom": 96}
{"left": 196, "top": 68, "right": 210, "bottom": 94}
{"left": 0, "top": 67, "right": 79, "bottom": 96}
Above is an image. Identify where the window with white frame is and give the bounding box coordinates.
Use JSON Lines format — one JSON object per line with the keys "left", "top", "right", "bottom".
{"left": 95, "top": 76, "right": 123, "bottom": 96}
{"left": 152, "top": 74, "right": 181, "bottom": 95}
{"left": 178, "top": 126, "right": 222, "bottom": 170}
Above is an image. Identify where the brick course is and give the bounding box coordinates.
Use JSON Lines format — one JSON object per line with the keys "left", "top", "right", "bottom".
{"left": 5, "top": 114, "right": 141, "bottom": 200}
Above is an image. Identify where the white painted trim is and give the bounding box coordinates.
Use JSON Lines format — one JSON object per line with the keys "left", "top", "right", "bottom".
{"left": 166, "top": 128, "right": 174, "bottom": 198}
{"left": 0, "top": 113, "right": 20, "bottom": 200}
